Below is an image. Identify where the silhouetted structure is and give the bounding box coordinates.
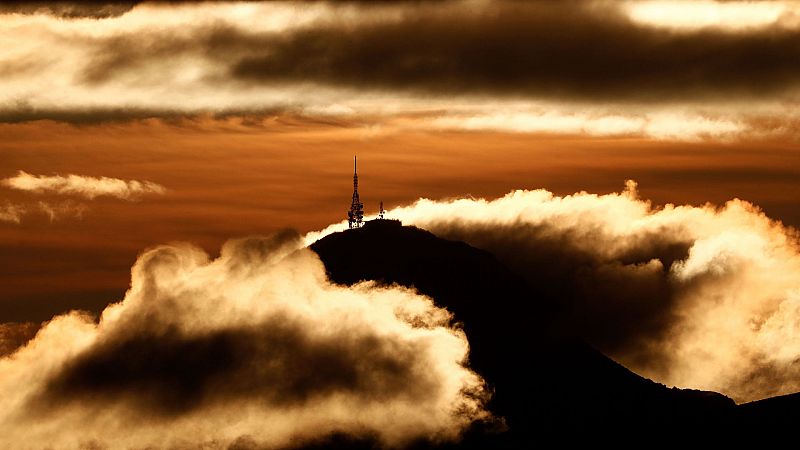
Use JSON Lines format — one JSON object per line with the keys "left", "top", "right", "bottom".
{"left": 378, "top": 201, "right": 385, "bottom": 220}
{"left": 347, "top": 156, "right": 364, "bottom": 229}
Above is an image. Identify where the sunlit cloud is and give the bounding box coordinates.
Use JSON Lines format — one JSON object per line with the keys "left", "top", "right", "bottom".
{"left": 0, "top": 231, "right": 489, "bottom": 448}
{"left": 0, "top": 201, "right": 25, "bottom": 224}
{"left": 0, "top": 198, "right": 88, "bottom": 224}
{"left": 0, "top": 0, "right": 799, "bottom": 141}
{"left": 2, "top": 171, "right": 166, "bottom": 200}
{"left": 428, "top": 109, "right": 744, "bottom": 140}
{"left": 625, "top": 0, "right": 799, "bottom": 31}
{"left": 308, "top": 182, "right": 800, "bottom": 403}
{"left": 36, "top": 200, "right": 88, "bottom": 222}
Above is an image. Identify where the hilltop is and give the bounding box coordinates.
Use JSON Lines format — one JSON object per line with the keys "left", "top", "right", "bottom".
{"left": 310, "top": 220, "right": 738, "bottom": 446}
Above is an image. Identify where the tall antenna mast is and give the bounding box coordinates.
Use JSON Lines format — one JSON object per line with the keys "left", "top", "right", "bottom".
{"left": 347, "top": 156, "right": 364, "bottom": 229}
{"left": 379, "top": 201, "right": 385, "bottom": 220}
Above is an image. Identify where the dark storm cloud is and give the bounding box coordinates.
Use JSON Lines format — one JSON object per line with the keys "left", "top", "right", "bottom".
{"left": 40, "top": 316, "right": 432, "bottom": 416}
{"left": 230, "top": 2, "right": 800, "bottom": 102}
{"left": 4, "top": 0, "right": 798, "bottom": 130}
{"left": 71, "top": 1, "right": 800, "bottom": 102}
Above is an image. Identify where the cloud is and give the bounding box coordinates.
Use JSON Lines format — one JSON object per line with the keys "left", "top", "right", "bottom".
{"left": 428, "top": 109, "right": 745, "bottom": 140}
{"left": 0, "top": 199, "right": 89, "bottom": 224}
{"left": 36, "top": 200, "right": 88, "bottom": 222}
{"left": 225, "top": 1, "right": 800, "bottom": 103}
{"left": 624, "top": 0, "right": 800, "bottom": 31}
{"left": 0, "top": 2, "right": 137, "bottom": 18}
{"left": 0, "top": 230, "right": 489, "bottom": 448}
{"left": 0, "top": 201, "right": 25, "bottom": 223}
{"left": 0, "top": 322, "right": 40, "bottom": 357}
{"left": 1, "top": 0, "right": 799, "bottom": 140}
{"left": 2, "top": 171, "right": 166, "bottom": 200}
{"left": 308, "top": 181, "right": 800, "bottom": 403}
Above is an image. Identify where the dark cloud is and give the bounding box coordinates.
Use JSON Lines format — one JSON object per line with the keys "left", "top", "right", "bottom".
{"left": 229, "top": 1, "right": 800, "bottom": 102}
{"left": 415, "top": 221, "right": 693, "bottom": 368}
{"left": 39, "top": 316, "right": 434, "bottom": 417}
{"left": 4, "top": 1, "right": 799, "bottom": 126}
{"left": 72, "top": 1, "right": 800, "bottom": 102}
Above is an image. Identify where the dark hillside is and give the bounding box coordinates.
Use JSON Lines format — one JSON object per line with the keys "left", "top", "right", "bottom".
{"left": 311, "top": 220, "right": 736, "bottom": 446}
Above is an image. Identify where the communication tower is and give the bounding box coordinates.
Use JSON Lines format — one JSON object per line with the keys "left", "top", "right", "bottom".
{"left": 347, "top": 156, "right": 364, "bottom": 229}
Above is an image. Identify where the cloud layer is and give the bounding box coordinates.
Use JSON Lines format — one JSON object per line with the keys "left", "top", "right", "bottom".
{"left": 1, "top": 0, "right": 799, "bottom": 139}
{"left": 0, "top": 230, "right": 488, "bottom": 449}
{"left": 2, "top": 171, "right": 165, "bottom": 200}
{"left": 309, "top": 181, "right": 800, "bottom": 403}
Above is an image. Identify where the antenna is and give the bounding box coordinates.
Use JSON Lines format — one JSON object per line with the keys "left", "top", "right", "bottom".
{"left": 347, "top": 156, "right": 364, "bottom": 229}
{"left": 379, "top": 201, "right": 385, "bottom": 220}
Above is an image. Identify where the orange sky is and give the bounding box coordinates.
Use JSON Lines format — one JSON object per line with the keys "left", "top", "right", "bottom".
{"left": 1, "top": 117, "right": 798, "bottom": 321}
{"left": 2, "top": 0, "right": 800, "bottom": 322}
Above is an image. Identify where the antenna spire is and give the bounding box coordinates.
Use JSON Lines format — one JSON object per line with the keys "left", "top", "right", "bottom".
{"left": 347, "top": 156, "right": 364, "bottom": 229}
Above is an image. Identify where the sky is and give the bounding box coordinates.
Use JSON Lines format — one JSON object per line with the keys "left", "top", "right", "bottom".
{"left": 1, "top": 1, "right": 800, "bottom": 446}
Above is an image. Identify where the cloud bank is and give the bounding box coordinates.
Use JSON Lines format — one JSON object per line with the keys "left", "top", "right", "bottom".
{"left": 1, "top": 0, "right": 798, "bottom": 139}
{"left": 2, "top": 171, "right": 166, "bottom": 200}
{"left": 0, "top": 230, "right": 488, "bottom": 449}
{"left": 309, "top": 181, "right": 800, "bottom": 403}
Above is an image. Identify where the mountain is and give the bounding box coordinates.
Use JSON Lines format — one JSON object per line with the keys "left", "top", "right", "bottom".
{"left": 310, "top": 220, "right": 736, "bottom": 446}
{"left": 736, "top": 391, "right": 800, "bottom": 429}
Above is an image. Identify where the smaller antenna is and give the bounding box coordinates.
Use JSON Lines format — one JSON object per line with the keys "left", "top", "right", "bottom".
{"left": 379, "top": 201, "right": 385, "bottom": 220}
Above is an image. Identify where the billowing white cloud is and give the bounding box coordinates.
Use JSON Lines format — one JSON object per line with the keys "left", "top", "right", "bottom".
{"left": 0, "top": 322, "right": 39, "bottom": 357}
{"left": 307, "top": 181, "right": 800, "bottom": 403}
{"left": 0, "top": 231, "right": 489, "bottom": 449}
{"left": 2, "top": 171, "right": 165, "bottom": 200}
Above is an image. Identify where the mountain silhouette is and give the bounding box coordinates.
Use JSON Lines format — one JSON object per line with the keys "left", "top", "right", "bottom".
{"left": 310, "top": 220, "right": 746, "bottom": 446}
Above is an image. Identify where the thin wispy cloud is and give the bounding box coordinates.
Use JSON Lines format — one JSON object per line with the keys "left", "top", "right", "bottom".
{"left": 0, "top": 199, "right": 88, "bottom": 224}
{"left": 0, "top": 202, "right": 25, "bottom": 224}
{"left": 36, "top": 200, "right": 88, "bottom": 222}
{"left": 2, "top": 171, "right": 166, "bottom": 200}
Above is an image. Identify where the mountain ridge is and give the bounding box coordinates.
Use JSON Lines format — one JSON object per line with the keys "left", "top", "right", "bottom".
{"left": 310, "top": 220, "right": 749, "bottom": 445}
